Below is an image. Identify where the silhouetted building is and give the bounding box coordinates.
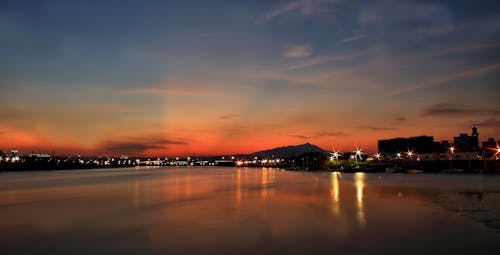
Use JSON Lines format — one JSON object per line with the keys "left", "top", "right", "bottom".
{"left": 482, "top": 138, "right": 499, "bottom": 158}
{"left": 482, "top": 138, "right": 498, "bottom": 149}
{"left": 378, "top": 136, "right": 434, "bottom": 154}
{"left": 441, "top": 140, "right": 451, "bottom": 150}
{"left": 453, "top": 126, "right": 479, "bottom": 152}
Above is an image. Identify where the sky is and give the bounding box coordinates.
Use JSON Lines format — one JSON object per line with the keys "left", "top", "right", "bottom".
{"left": 1, "top": 0, "right": 499, "bottom": 156}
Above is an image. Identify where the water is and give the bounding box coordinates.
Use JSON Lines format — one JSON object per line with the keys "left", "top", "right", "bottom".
{"left": 0, "top": 167, "right": 499, "bottom": 254}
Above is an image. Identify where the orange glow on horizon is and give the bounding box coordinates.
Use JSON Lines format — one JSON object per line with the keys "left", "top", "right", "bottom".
{"left": 2, "top": 120, "right": 498, "bottom": 156}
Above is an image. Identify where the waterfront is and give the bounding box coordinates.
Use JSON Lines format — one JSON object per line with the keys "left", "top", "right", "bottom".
{"left": 1, "top": 167, "right": 499, "bottom": 254}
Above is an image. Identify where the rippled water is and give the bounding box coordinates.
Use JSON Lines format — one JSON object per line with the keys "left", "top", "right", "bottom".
{"left": 1, "top": 167, "right": 499, "bottom": 254}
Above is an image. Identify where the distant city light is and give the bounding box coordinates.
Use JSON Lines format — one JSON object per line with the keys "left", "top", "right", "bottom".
{"left": 329, "top": 148, "right": 341, "bottom": 161}
{"left": 406, "top": 149, "right": 414, "bottom": 159}
{"left": 354, "top": 147, "right": 363, "bottom": 161}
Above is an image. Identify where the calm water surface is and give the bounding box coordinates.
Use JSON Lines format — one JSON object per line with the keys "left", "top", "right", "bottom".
{"left": 1, "top": 167, "right": 499, "bottom": 254}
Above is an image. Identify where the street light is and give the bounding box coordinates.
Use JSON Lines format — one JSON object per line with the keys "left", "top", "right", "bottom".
{"left": 330, "top": 149, "right": 341, "bottom": 162}
{"left": 354, "top": 147, "right": 363, "bottom": 161}
{"left": 406, "top": 149, "right": 415, "bottom": 159}
{"left": 449, "top": 146, "right": 455, "bottom": 169}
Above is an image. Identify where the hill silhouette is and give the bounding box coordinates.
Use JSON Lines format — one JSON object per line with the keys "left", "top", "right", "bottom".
{"left": 251, "top": 143, "right": 328, "bottom": 158}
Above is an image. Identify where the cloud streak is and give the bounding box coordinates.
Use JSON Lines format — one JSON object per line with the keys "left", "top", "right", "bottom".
{"left": 394, "top": 117, "right": 406, "bottom": 123}
{"left": 424, "top": 41, "right": 500, "bottom": 59}
{"left": 359, "top": 126, "right": 397, "bottom": 131}
{"left": 315, "top": 131, "right": 346, "bottom": 137}
{"left": 283, "top": 44, "right": 313, "bottom": 58}
{"left": 390, "top": 63, "right": 500, "bottom": 96}
{"left": 97, "top": 136, "right": 186, "bottom": 155}
{"left": 259, "top": 0, "right": 337, "bottom": 23}
{"left": 289, "top": 131, "right": 346, "bottom": 140}
{"left": 219, "top": 114, "right": 241, "bottom": 120}
{"left": 289, "top": 134, "right": 311, "bottom": 140}
{"left": 284, "top": 51, "right": 366, "bottom": 70}
{"left": 474, "top": 119, "right": 500, "bottom": 127}
{"left": 339, "top": 34, "right": 367, "bottom": 43}
{"left": 422, "top": 103, "right": 500, "bottom": 116}
{"left": 120, "top": 88, "right": 227, "bottom": 97}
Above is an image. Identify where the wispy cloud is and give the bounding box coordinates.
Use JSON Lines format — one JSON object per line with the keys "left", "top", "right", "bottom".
{"left": 359, "top": 1, "right": 450, "bottom": 25}
{"left": 219, "top": 113, "right": 240, "bottom": 120}
{"left": 283, "top": 44, "right": 313, "bottom": 58}
{"left": 284, "top": 51, "right": 366, "bottom": 70}
{"left": 474, "top": 118, "right": 500, "bottom": 127}
{"left": 120, "top": 88, "right": 227, "bottom": 98}
{"left": 424, "top": 41, "right": 500, "bottom": 59}
{"left": 339, "top": 34, "right": 367, "bottom": 43}
{"left": 289, "top": 134, "right": 311, "bottom": 140}
{"left": 315, "top": 131, "right": 346, "bottom": 137}
{"left": 97, "top": 135, "right": 186, "bottom": 155}
{"left": 359, "top": 126, "right": 397, "bottom": 131}
{"left": 405, "top": 21, "right": 480, "bottom": 42}
{"left": 422, "top": 103, "right": 500, "bottom": 117}
{"left": 390, "top": 63, "right": 500, "bottom": 96}
{"left": 249, "top": 66, "right": 381, "bottom": 89}
{"left": 289, "top": 131, "right": 346, "bottom": 140}
{"left": 259, "top": 0, "right": 337, "bottom": 23}
{"left": 394, "top": 117, "right": 406, "bottom": 123}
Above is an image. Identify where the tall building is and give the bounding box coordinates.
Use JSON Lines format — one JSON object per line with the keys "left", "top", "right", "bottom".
{"left": 378, "top": 136, "right": 435, "bottom": 154}
{"left": 453, "top": 126, "right": 479, "bottom": 152}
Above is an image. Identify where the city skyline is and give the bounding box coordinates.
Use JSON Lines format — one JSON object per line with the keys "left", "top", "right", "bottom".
{"left": 1, "top": 0, "right": 500, "bottom": 156}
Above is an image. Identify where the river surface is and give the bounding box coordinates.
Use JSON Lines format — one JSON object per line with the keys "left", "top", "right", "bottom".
{"left": 1, "top": 167, "right": 499, "bottom": 254}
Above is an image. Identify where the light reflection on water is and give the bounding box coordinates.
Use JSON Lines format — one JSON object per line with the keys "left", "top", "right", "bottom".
{"left": 330, "top": 172, "right": 340, "bottom": 216}
{"left": 354, "top": 172, "right": 365, "bottom": 226}
{"left": 0, "top": 167, "right": 499, "bottom": 255}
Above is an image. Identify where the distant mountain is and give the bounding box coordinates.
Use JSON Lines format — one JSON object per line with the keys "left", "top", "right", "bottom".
{"left": 251, "top": 143, "right": 328, "bottom": 159}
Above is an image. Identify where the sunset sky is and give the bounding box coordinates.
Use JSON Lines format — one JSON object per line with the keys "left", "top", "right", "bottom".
{"left": 1, "top": 0, "right": 499, "bottom": 156}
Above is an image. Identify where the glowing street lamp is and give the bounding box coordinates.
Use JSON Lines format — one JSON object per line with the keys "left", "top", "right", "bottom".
{"left": 406, "top": 149, "right": 415, "bottom": 159}
{"left": 354, "top": 147, "right": 363, "bottom": 161}
{"left": 449, "top": 146, "right": 455, "bottom": 168}
{"left": 330, "top": 148, "right": 341, "bottom": 162}
{"left": 374, "top": 153, "right": 382, "bottom": 163}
